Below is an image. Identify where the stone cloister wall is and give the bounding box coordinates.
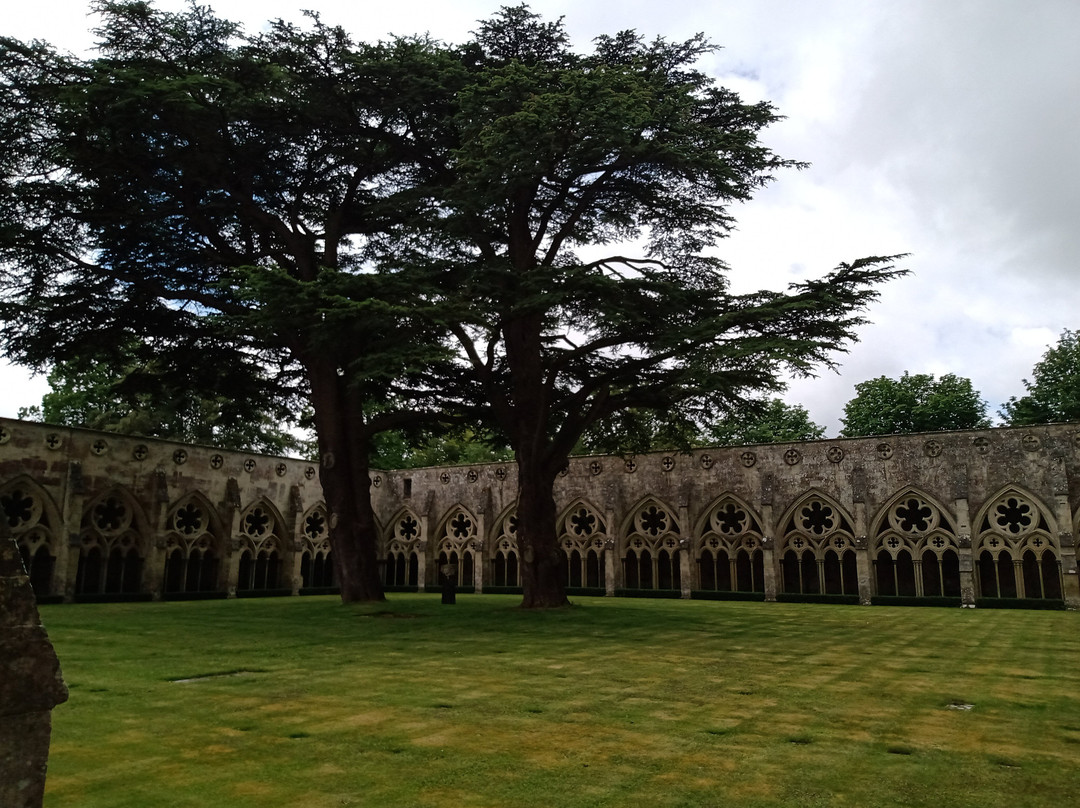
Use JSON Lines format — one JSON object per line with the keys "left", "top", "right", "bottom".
{"left": 2, "top": 415, "right": 1080, "bottom": 608}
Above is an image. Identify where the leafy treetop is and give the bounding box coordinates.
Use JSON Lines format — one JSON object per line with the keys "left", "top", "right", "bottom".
{"left": 840, "top": 371, "right": 990, "bottom": 437}
{"left": 1001, "top": 329, "right": 1080, "bottom": 425}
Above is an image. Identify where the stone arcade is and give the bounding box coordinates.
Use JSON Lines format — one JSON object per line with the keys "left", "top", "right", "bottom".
{"left": 2, "top": 416, "right": 1079, "bottom": 609}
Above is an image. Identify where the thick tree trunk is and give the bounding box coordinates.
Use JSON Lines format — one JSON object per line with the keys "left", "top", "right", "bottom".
{"left": 503, "top": 313, "right": 568, "bottom": 608}
{"left": 306, "top": 360, "right": 385, "bottom": 603}
{"left": 515, "top": 453, "right": 567, "bottom": 607}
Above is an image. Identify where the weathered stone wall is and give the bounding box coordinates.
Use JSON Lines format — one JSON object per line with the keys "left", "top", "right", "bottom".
{"left": 0, "top": 531, "right": 68, "bottom": 808}
{"left": 1, "top": 417, "right": 1078, "bottom": 607}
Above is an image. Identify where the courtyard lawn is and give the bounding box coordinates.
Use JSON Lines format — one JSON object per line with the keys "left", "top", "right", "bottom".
{"left": 40, "top": 595, "right": 1080, "bottom": 808}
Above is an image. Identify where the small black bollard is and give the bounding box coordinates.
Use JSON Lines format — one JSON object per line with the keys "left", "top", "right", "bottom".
{"left": 440, "top": 563, "right": 457, "bottom": 605}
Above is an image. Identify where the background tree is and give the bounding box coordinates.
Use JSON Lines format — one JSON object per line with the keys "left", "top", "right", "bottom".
{"left": 707, "top": 399, "right": 825, "bottom": 445}
{"left": 18, "top": 346, "right": 311, "bottom": 456}
{"left": 1001, "top": 329, "right": 1080, "bottom": 424}
{"left": 839, "top": 372, "right": 990, "bottom": 437}
{"left": 402, "top": 6, "right": 904, "bottom": 606}
{"left": 0, "top": 2, "right": 460, "bottom": 601}
{"left": 371, "top": 425, "right": 513, "bottom": 469}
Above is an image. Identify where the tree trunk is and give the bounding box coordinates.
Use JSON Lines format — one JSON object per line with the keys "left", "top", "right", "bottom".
{"left": 306, "top": 359, "right": 385, "bottom": 603}
{"left": 502, "top": 313, "right": 568, "bottom": 608}
{"left": 515, "top": 452, "right": 568, "bottom": 608}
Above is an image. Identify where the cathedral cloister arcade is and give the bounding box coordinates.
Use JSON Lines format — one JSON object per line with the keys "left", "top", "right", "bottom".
{"left": 3, "top": 416, "right": 1079, "bottom": 608}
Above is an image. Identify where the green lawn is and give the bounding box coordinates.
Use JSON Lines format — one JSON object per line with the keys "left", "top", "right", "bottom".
{"left": 40, "top": 595, "right": 1080, "bottom": 807}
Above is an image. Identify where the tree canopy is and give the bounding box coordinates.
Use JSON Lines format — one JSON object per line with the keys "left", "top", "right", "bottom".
{"left": 707, "top": 399, "right": 826, "bottom": 446}
{"left": 1001, "top": 330, "right": 1080, "bottom": 425}
{"left": 839, "top": 372, "right": 990, "bottom": 437}
{"left": 393, "top": 6, "right": 904, "bottom": 604}
{"left": 0, "top": 1, "right": 460, "bottom": 601}
{"left": 1, "top": 2, "right": 904, "bottom": 607}
{"left": 18, "top": 346, "right": 312, "bottom": 456}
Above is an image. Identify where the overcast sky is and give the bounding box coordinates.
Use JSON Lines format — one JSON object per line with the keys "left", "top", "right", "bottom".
{"left": 4, "top": 0, "right": 1078, "bottom": 436}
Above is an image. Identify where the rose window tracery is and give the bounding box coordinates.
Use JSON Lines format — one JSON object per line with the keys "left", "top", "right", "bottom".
{"left": 713, "top": 503, "right": 748, "bottom": 535}
{"left": 172, "top": 503, "right": 204, "bottom": 535}
{"left": 637, "top": 505, "right": 670, "bottom": 536}
{"left": 994, "top": 497, "right": 1033, "bottom": 535}
{"left": 449, "top": 512, "right": 474, "bottom": 539}
{"left": 893, "top": 498, "right": 934, "bottom": 534}
{"left": 1, "top": 489, "right": 38, "bottom": 529}
{"left": 570, "top": 507, "right": 596, "bottom": 536}
{"left": 396, "top": 514, "right": 419, "bottom": 541}
{"left": 305, "top": 511, "right": 327, "bottom": 540}
{"left": 799, "top": 501, "right": 835, "bottom": 535}
{"left": 93, "top": 497, "right": 130, "bottom": 534}
{"left": 242, "top": 507, "right": 271, "bottom": 537}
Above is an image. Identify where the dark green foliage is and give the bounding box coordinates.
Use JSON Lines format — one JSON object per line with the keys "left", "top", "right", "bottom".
{"left": 870, "top": 596, "right": 962, "bottom": 608}
{"left": 613, "top": 588, "right": 684, "bottom": 599}
{"left": 708, "top": 398, "right": 826, "bottom": 445}
{"left": 974, "top": 597, "right": 1065, "bottom": 611}
{"left": 370, "top": 427, "right": 513, "bottom": 470}
{"left": 690, "top": 590, "right": 767, "bottom": 602}
{"left": 1001, "top": 329, "right": 1080, "bottom": 424}
{"left": 774, "top": 593, "right": 862, "bottom": 605}
{"left": 19, "top": 349, "right": 311, "bottom": 455}
{"left": 840, "top": 372, "right": 991, "bottom": 437}
{"left": 398, "top": 5, "right": 904, "bottom": 605}
{"left": 0, "top": 1, "right": 470, "bottom": 601}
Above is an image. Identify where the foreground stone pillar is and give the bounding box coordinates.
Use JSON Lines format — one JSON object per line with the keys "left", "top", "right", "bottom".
{"left": 1, "top": 535, "right": 69, "bottom": 808}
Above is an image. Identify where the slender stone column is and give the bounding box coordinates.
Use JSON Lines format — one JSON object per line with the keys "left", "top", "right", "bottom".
{"left": 1, "top": 534, "right": 69, "bottom": 808}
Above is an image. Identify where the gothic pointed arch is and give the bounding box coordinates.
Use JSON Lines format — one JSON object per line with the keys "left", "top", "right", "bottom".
{"left": 235, "top": 497, "right": 288, "bottom": 592}
{"left": 0, "top": 475, "right": 63, "bottom": 596}
{"left": 434, "top": 504, "right": 480, "bottom": 587}
{"left": 973, "top": 486, "right": 1061, "bottom": 600}
{"left": 621, "top": 496, "right": 683, "bottom": 591}
{"left": 695, "top": 492, "right": 765, "bottom": 594}
{"left": 382, "top": 506, "right": 423, "bottom": 588}
{"left": 489, "top": 503, "right": 521, "bottom": 588}
{"left": 298, "top": 502, "right": 334, "bottom": 589}
{"left": 870, "top": 487, "right": 960, "bottom": 599}
{"left": 236, "top": 498, "right": 287, "bottom": 553}
{"left": 776, "top": 490, "right": 857, "bottom": 597}
{"left": 77, "top": 486, "right": 150, "bottom": 596}
{"left": 162, "top": 490, "right": 226, "bottom": 594}
{"left": 557, "top": 498, "right": 608, "bottom": 589}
